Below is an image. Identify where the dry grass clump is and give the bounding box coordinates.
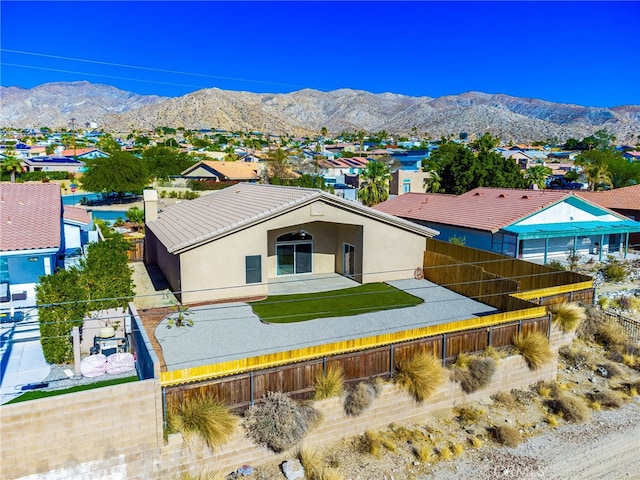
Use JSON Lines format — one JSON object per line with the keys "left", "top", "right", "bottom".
{"left": 437, "top": 445, "right": 452, "bottom": 461}
{"left": 491, "top": 391, "right": 520, "bottom": 409}
{"left": 166, "top": 394, "right": 237, "bottom": 451}
{"left": 535, "top": 380, "right": 558, "bottom": 399}
{"left": 550, "top": 302, "right": 586, "bottom": 333}
{"left": 413, "top": 444, "right": 433, "bottom": 462}
{"left": 451, "top": 356, "right": 496, "bottom": 393}
{"left": 243, "top": 392, "right": 322, "bottom": 452}
{"left": 482, "top": 344, "right": 507, "bottom": 360}
{"left": 179, "top": 472, "right": 226, "bottom": 480}
{"left": 585, "top": 390, "right": 624, "bottom": 409}
{"left": 360, "top": 431, "right": 396, "bottom": 457}
{"left": 394, "top": 350, "right": 445, "bottom": 402}
{"left": 453, "top": 404, "right": 485, "bottom": 425}
{"left": 453, "top": 352, "right": 473, "bottom": 369}
{"left": 546, "top": 392, "right": 591, "bottom": 423}
{"left": 559, "top": 343, "right": 597, "bottom": 369}
{"left": 469, "top": 435, "right": 484, "bottom": 448}
{"left": 512, "top": 331, "right": 553, "bottom": 370}
{"left": 599, "top": 360, "right": 625, "bottom": 378}
{"left": 344, "top": 382, "right": 378, "bottom": 417}
{"left": 491, "top": 425, "right": 521, "bottom": 447}
{"left": 313, "top": 365, "right": 345, "bottom": 400}
{"left": 297, "top": 448, "right": 344, "bottom": 480}
{"left": 595, "top": 321, "right": 630, "bottom": 348}
{"left": 544, "top": 414, "right": 559, "bottom": 427}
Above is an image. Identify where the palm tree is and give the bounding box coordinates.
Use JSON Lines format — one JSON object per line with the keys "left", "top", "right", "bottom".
{"left": 525, "top": 165, "right": 552, "bottom": 190}
{"left": 357, "top": 160, "right": 391, "bottom": 207}
{"left": 1, "top": 151, "right": 23, "bottom": 183}
{"left": 423, "top": 171, "right": 444, "bottom": 193}
{"left": 585, "top": 164, "right": 613, "bottom": 191}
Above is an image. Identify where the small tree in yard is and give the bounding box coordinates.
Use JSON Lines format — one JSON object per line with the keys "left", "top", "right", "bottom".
{"left": 36, "top": 236, "right": 134, "bottom": 363}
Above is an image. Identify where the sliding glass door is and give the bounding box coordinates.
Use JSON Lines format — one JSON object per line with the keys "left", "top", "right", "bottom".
{"left": 276, "top": 232, "right": 313, "bottom": 275}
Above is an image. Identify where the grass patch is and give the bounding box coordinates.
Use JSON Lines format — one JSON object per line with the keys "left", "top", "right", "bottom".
{"left": 250, "top": 283, "right": 423, "bottom": 323}
{"left": 546, "top": 393, "right": 591, "bottom": 423}
{"left": 6, "top": 375, "right": 138, "bottom": 404}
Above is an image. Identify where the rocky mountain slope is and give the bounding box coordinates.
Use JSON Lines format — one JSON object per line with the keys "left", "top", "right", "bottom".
{"left": 1, "top": 82, "right": 638, "bottom": 143}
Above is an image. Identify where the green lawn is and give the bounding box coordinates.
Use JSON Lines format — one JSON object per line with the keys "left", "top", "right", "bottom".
{"left": 6, "top": 375, "right": 138, "bottom": 404}
{"left": 250, "top": 282, "right": 423, "bottom": 323}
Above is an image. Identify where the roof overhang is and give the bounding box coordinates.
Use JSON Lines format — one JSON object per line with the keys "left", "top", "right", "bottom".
{"left": 502, "top": 220, "right": 640, "bottom": 240}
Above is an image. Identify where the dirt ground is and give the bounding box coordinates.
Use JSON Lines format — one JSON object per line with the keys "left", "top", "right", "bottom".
{"left": 250, "top": 338, "right": 640, "bottom": 480}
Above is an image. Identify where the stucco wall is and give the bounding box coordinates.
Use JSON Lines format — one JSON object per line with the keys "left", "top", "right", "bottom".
{"left": 178, "top": 199, "right": 432, "bottom": 304}
{"left": 2, "top": 327, "right": 575, "bottom": 480}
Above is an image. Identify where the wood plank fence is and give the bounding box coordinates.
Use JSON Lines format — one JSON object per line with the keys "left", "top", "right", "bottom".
{"left": 164, "top": 316, "right": 549, "bottom": 412}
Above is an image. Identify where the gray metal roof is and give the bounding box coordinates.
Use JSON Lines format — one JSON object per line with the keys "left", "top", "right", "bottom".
{"left": 147, "top": 183, "right": 439, "bottom": 253}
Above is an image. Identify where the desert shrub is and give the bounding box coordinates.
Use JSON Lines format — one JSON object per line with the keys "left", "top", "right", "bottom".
{"left": 451, "top": 356, "right": 496, "bottom": 393}
{"left": 576, "top": 305, "right": 607, "bottom": 342}
{"left": 453, "top": 352, "right": 472, "bottom": 369}
{"left": 546, "top": 393, "right": 591, "bottom": 423}
{"left": 603, "top": 257, "right": 627, "bottom": 282}
{"left": 550, "top": 302, "right": 586, "bottom": 333}
{"left": 469, "top": 435, "right": 484, "bottom": 448}
{"left": 453, "top": 405, "right": 485, "bottom": 425}
{"left": 344, "top": 382, "right": 376, "bottom": 417}
{"left": 491, "top": 391, "right": 519, "bottom": 409}
{"left": 595, "top": 321, "right": 630, "bottom": 348}
{"left": 243, "top": 392, "right": 322, "bottom": 452}
{"left": 535, "top": 380, "right": 558, "bottom": 399}
{"left": 314, "top": 365, "right": 345, "bottom": 400}
{"left": 394, "top": 350, "right": 445, "bottom": 402}
{"left": 360, "top": 431, "right": 396, "bottom": 457}
{"left": 413, "top": 444, "right": 433, "bottom": 462}
{"left": 585, "top": 390, "right": 623, "bottom": 409}
{"left": 512, "top": 331, "right": 553, "bottom": 370}
{"left": 437, "top": 445, "right": 452, "bottom": 460}
{"left": 451, "top": 442, "right": 465, "bottom": 456}
{"left": 547, "top": 260, "right": 566, "bottom": 271}
{"left": 482, "top": 344, "right": 507, "bottom": 360}
{"left": 166, "top": 394, "right": 237, "bottom": 451}
{"left": 544, "top": 414, "right": 559, "bottom": 427}
{"left": 297, "top": 448, "right": 344, "bottom": 480}
{"left": 491, "top": 425, "right": 521, "bottom": 447}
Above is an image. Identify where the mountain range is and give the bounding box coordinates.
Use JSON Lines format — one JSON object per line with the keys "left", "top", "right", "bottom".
{"left": 1, "top": 81, "right": 639, "bottom": 143}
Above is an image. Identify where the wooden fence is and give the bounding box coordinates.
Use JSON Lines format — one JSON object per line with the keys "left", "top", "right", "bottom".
{"left": 126, "top": 238, "right": 144, "bottom": 262}
{"left": 164, "top": 316, "right": 549, "bottom": 412}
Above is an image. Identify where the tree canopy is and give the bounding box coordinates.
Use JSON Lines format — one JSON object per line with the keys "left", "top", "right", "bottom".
{"left": 80, "top": 151, "right": 150, "bottom": 196}
{"left": 142, "top": 146, "right": 196, "bottom": 180}
{"left": 0, "top": 150, "right": 23, "bottom": 182}
{"left": 575, "top": 148, "right": 639, "bottom": 190}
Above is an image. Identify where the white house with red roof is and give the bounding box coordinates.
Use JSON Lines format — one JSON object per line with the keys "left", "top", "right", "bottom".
{"left": 375, "top": 187, "right": 640, "bottom": 264}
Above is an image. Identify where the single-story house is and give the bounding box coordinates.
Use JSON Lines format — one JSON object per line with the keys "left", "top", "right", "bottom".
{"left": 577, "top": 185, "right": 640, "bottom": 250}
{"left": 181, "top": 160, "right": 260, "bottom": 182}
{"left": 22, "top": 156, "right": 85, "bottom": 174}
{"left": 0, "top": 183, "right": 63, "bottom": 301}
{"left": 59, "top": 148, "right": 109, "bottom": 160}
{"left": 374, "top": 187, "right": 640, "bottom": 263}
{"left": 144, "top": 183, "right": 439, "bottom": 303}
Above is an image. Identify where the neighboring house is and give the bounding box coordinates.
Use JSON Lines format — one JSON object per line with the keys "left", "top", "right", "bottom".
{"left": 181, "top": 160, "right": 260, "bottom": 182}
{"left": 59, "top": 148, "right": 109, "bottom": 160}
{"left": 144, "top": 183, "right": 439, "bottom": 303}
{"left": 500, "top": 150, "right": 533, "bottom": 170}
{"left": 318, "top": 157, "right": 369, "bottom": 178}
{"left": 622, "top": 151, "right": 640, "bottom": 162}
{"left": 576, "top": 185, "right": 640, "bottom": 250}
{"left": 374, "top": 187, "right": 640, "bottom": 263}
{"left": 62, "top": 206, "right": 96, "bottom": 262}
{"left": 22, "top": 156, "right": 85, "bottom": 174}
{"left": 0, "top": 183, "right": 63, "bottom": 301}
{"left": 390, "top": 169, "right": 430, "bottom": 195}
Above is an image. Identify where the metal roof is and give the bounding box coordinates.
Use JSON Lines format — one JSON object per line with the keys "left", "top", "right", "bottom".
{"left": 147, "top": 183, "right": 439, "bottom": 254}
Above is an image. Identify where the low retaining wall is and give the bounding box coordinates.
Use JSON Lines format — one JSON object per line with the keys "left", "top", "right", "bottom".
{"left": 2, "top": 327, "right": 574, "bottom": 480}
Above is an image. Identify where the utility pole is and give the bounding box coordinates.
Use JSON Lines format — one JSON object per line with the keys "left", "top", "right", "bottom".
{"left": 70, "top": 117, "right": 77, "bottom": 158}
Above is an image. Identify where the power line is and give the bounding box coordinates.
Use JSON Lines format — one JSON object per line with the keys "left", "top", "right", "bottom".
{"left": 1, "top": 49, "right": 307, "bottom": 89}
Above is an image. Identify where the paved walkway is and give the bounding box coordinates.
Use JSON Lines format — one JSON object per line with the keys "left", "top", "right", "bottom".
{"left": 155, "top": 278, "right": 498, "bottom": 372}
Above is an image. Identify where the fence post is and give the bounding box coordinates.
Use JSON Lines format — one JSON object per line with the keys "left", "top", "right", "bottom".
{"left": 547, "top": 312, "right": 552, "bottom": 339}
{"left": 162, "top": 387, "right": 167, "bottom": 430}
{"left": 323, "top": 356, "right": 327, "bottom": 375}
{"left": 442, "top": 334, "right": 447, "bottom": 366}
{"left": 389, "top": 345, "right": 394, "bottom": 378}
{"left": 518, "top": 319, "right": 522, "bottom": 334}
{"left": 250, "top": 371, "right": 254, "bottom": 406}
{"left": 487, "top": 325, "right": 492, "bottom": 348}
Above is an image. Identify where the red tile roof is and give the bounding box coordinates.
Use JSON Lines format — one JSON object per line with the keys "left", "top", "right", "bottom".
{"left": 60, "top": 148, "right": 102, "bottom": 157}
{"left": 63, "top": 206, "right": 91, "bottom": 224}
{"left": 576, "top": 185, "right": 640, "bottom": 211}
{"left": 0, "top": 183, "right": 62, "bottom": 251}
{"left": 374, "top": 188, "right": 570, "bottom": 233}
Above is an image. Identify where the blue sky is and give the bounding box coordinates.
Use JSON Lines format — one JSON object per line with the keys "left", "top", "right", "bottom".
{"left": 1, "top": 1, "right": 639, "bottom": 108}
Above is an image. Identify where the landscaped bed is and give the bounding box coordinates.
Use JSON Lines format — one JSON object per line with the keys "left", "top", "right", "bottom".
{"left": 250, "top": 282, "right": 423, "bottom": 323}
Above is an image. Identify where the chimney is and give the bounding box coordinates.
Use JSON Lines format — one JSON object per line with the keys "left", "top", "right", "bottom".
{"left": 143, "top": 189, "right": 158, "bottom": 223}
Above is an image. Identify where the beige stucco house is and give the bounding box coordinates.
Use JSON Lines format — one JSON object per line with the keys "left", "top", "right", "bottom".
{"left": 144, "top": 183, "right": 439, "bottom": 304}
